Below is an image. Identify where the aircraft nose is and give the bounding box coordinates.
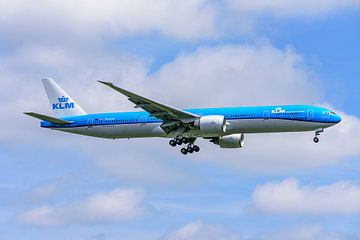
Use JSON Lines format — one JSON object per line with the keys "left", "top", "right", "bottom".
{"left": 334, "top": 114, "right": 342, "bottom": 124}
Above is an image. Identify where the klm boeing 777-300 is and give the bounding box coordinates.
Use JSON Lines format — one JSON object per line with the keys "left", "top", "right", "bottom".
{"left": 25, "top": 78, "right": 341, "bottom": 155}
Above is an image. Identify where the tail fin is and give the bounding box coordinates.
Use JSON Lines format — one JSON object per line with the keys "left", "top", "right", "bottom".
{"left": 42, "top": 78, "right": 86, "bottom": 117}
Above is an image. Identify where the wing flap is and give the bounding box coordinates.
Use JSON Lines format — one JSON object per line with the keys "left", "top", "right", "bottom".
{"left": 24, "top": 112, "right": 73, "bottom": 125}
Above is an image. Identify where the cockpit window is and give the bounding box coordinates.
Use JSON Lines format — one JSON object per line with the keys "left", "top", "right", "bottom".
{"left": 326, "top": 111, "right": 336, "bottom": 115}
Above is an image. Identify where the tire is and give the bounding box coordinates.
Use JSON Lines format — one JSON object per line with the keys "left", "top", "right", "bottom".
{"left": 169, "top": 140, "right": 176, "bottom": 147}
{"left": 176, "top": 138, "right": 183, "bottom": 145}
{"left": 313, "top": 137, "right": 319, "bottom": 143}
{"left": 187, "top": 146, "right": 194, "bottom": 153}
{"left": 193, "top": 145, "right": 200, "bottom": 152}
{"left": 181, "top": 148, "right": 188, "bottom": 155}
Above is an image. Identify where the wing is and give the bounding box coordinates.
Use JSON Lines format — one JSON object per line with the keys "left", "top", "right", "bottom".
{"left": 98, "top": 81, "right": 199, "bottom": 123}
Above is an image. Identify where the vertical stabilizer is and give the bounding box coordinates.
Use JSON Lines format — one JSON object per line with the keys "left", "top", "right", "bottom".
{"left": 42, "top": 78, "right": 86, "bottom": 117}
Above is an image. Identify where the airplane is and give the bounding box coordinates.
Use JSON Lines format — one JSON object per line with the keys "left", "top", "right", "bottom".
{"left": 25, "top": 78, "right": 342, "bottom": 155}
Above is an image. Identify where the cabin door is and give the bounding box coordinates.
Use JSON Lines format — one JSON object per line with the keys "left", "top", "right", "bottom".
{"left": 141, "top": 115, "right": 146, "bottom": 125}
{"left": 307, "top": 109, "right": 314, "bottom": 120}
{"left": 263, "top": 111, "right": 270, "bottom": 119}
{"left": 87, "top": 118, "right": 94, "bottom": 128}
{"left": 263, "top": 110, "right": 271, "bottom": 128}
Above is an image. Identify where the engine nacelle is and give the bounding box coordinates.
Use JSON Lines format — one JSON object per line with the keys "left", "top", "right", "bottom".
{"left": 195, "top": 115, "right": 226, "bottom": 137}
{"left": 213, "top": 133, "right": 245, "bottom": 148}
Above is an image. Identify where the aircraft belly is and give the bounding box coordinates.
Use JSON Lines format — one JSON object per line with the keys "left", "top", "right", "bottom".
{"left": 54, "top": 123, "right": 166, "bottom": 139}
{"left": 226, "top": 119, "right": 330, "bottom": 134}
{"left": 54, "top": 119, "right": 332, "bottom": 139}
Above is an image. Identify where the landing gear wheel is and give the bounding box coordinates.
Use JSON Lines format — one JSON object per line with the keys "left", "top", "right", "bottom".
{"left": 169, "top": 140, "right": 177, "bottom": 147}
{"left": 181, "top": 148, "right": 188, "bottom": 155}
{"left": 176, "top": 138, "right": 183, "bottom": 145}
{"left": 313, "top": 137, "right": 319, "bottom": 143}
{"left": 193, "top": 145, "right": 200, "bottom": 152}
{"left": 187, "top": 146, "right": 194, "bottom": 153}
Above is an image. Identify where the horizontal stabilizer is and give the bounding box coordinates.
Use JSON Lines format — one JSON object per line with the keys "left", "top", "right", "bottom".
{"left": 24, "top": 112, "right": 73, "bottom": 125}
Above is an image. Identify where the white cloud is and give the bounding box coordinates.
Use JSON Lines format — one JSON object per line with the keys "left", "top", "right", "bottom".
{"left": 251, "top": 225, "right": 359, "bottom": 240}
{"left": 21, "top": 175, "right": 74, "bottom": 205}
{"left": 227, "top": 0, "right": 360, "bottom": 18}
{"left": 0, "top": 0, "right": 357, "bottom": 55}
{"left": 6, "top": 46, "right": 75, "bottom": 69}
{"left": 148, "top": 43, "right": 319, "bottom": 107}
{"left": 95, "top": 148, "right": 192, "bottom": 184}
{"left": 0, "top": 0, "right": 215, "bottom": 41}
{"left": 17, "top": 188, "right": 147, "bottom": 226}
{"left": 163, "top": 222, "right": 359, "bottom": 240}
{"left": 250, "top": 178, "right": 360, "bottom": 214}
{"left": 0, "top": 0, "right": 357, "bottom": 46}
{"left": 162, "top": 220, "right": 241, "bottom": 240}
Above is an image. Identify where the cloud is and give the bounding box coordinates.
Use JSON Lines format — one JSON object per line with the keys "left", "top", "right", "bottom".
{"left": 20, "top": 175, "right": 74, "bottom": 205}
{"left": 148, "top": 43, "right": 320, "bottom": 107}
{"left": 227, "top": 0, "right": 360, "bottom": 18}
{"left": 94, "top": 147, "right": 192, "bottom": 184}
{"left": 251, "top": 225, "right": 359, "bottom": 240}
{"left": 3, "top": 45, "right": 75, "bottom": 71}
{"left": 162, "top": 220, "right": 241, "bottom": 240}
{"left": 163, "top": 221, "right": 359, "bottom": 240}
{"left": 17, "top": 188, "right": 147, "bottom": 226}
{"left": 0, "top": 0, "right": 215, "bottom": 42}
{"left": 0, "top": 0, "right": 357, "bottom": 48}
{"left": 250, "top": 178, "right": 360, "bottom": 214}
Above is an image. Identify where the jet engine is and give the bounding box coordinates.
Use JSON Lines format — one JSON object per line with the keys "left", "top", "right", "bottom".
{"left": 195, "top": 115, "right": 226, "bottom": 137}
{"left": 211, "top": 133, "right": 245, "bottom": 148}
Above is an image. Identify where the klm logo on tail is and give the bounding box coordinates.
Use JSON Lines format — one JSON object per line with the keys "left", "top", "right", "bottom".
{"left": 52, "top": 96, "right": 75, "bottom": 110}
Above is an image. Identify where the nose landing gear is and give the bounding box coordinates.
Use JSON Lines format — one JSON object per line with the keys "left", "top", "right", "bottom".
{"left": 313, "top": 128, "right": 324, "bottom": 143}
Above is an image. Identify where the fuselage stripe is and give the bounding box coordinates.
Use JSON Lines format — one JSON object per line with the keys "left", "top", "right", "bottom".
{"left": 43, "top": 117, "right": 337, "bottom": 129}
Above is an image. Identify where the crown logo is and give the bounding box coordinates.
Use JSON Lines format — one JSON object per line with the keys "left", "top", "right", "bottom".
{"left": 58, "top": 96, "right": 69, "bottom": 103}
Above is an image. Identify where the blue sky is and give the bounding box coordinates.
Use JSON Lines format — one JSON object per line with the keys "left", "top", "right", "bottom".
{"left": 0, "top": 1, "right": 360, "bottom": 239}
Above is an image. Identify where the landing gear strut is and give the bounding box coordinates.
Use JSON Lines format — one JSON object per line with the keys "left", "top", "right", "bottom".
{"left": 169, "top": 137, "right": 200, "bottom": 155}
{"left": 313, "top": 128, "right": 324, "bottom": 143}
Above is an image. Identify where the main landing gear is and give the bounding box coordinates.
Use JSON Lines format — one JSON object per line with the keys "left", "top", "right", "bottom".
{"left": 313, "top": 128, "right": 324, "bottom": 143}
{"left": 169, "top": 137, "right": 200, "bottom": 155}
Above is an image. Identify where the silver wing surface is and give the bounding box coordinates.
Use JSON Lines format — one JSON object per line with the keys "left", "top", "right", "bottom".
{"left": 98, "top": 81, "right": 199, "bottom": 133}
